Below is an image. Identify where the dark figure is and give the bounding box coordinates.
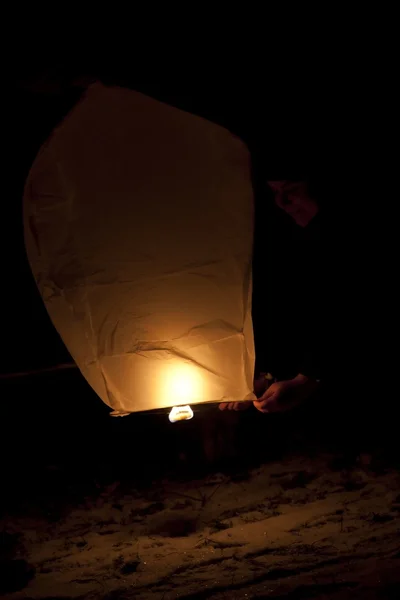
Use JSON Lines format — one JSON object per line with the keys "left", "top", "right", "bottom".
{"left": 220, "top": 180, "right": 321, "bottom": 413}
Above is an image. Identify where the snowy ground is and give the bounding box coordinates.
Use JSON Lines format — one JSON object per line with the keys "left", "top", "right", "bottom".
{"left": 1, "top": 372, "right": 399, "bottom": 598}
{"left": 2, "top": 450, "right": 400, "bottom": 599}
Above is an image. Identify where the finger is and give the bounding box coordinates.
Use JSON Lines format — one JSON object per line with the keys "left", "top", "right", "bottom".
{"left": 253, "top": 399, "right": 268, "bottom": 411}
{"left": 253, "top": 391, "right": 279, "bottom": 412}
{"left": 253, "top": 400, "right": 269, "bottom": 413}
{"left": 234, "top": 401, "right": 251, "bottom": 411}
{"left": 261, "top": 397, "right": 281, "bottom": 412}
{"left": 221, "top": 402, "right": 236, "bottom": 411}
{"left": 257, "top": 387, "right": 276, "bottom": 403}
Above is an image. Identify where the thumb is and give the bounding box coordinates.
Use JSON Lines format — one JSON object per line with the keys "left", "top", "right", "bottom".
{"left": 258, "top": 383, "right": 278, "bottom": 402}
{"left": 253, "top": 387, "right": 279, "bottom": 413}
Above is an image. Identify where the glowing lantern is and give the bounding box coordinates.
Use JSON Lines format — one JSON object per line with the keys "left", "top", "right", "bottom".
{"left": 23, "top": 83, "right": 255, "bottom": 415}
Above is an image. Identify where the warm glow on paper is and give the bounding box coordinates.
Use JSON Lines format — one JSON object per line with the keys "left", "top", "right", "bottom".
{"left": 23, "top": 83, "right": 256, "bottom": 413}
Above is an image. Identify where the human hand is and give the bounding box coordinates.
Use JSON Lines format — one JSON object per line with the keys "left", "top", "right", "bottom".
{"left": 219, "top": 374, "right": 273, "bottom": 411}
{"left": 219, "top": 400, "right": 253, "bottom": 411}
{"left": 253, "top": 373, "right": 319, "bottom": 413}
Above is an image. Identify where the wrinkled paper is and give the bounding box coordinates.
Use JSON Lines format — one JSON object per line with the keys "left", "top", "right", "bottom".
{"left": 24, "top": 83, "right": 255, "bottom": 413}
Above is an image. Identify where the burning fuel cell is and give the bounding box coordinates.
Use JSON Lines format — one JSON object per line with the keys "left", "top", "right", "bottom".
{"left": 169, "top": 406, "right": 194, "bottom": 423}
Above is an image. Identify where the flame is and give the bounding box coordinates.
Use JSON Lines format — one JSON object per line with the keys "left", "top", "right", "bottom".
{"left": 169, "top": 405, "right": 194, "bottom": 423}
{"left": 162, "top": 362, "right": 205, "bottom": 405}
{"left": 163, "top": 363, "right": 202, "bottom": 422}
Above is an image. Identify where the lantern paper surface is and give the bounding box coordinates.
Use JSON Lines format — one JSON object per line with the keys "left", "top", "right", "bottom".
{"left": 23, "top": 83, "right": 255, "bottom": 413}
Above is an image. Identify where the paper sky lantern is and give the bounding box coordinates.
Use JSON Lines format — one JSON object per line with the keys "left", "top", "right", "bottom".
{"left": 23, "top": 83, "right": 255, "bottom": 415}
